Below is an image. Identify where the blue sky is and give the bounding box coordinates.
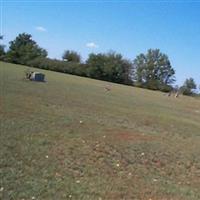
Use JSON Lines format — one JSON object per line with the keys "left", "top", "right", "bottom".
{"left": 2, "top": 0, "right": 200, "bottom": 87}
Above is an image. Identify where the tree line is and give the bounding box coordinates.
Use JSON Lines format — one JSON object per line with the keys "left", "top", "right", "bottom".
{"left": 0, "top": 33, "right": 198, "bottom": 95}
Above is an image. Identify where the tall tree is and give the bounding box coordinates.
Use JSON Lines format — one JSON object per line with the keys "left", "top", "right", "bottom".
{"left": 62, "top": 50, "right": 81, "bottom": 63}
{"left": 180, "top": 78, "right": 197, "bottom": 95}
{"left": 6, "top": 33, "right": 47, "bottom": 64}
{"left": 0, "top": 45, "right": 5, "bottom": 60}
{"left": 86, "top": 52, "right": 132, "bottom": 84}
{"left": 133, "top": 49, "right": 175, "bottom": 91}
{"left": 0, "top": 35, "right": 5, "bottom": 60}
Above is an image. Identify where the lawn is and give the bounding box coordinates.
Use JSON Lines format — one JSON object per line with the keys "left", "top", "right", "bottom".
{"left": 0, "top": 61, "right": 200, "bottom": 200}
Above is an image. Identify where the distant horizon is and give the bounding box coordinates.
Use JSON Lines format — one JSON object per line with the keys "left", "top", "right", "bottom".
{"left": 2, "top": 1, "right": 200, "bottom": 88}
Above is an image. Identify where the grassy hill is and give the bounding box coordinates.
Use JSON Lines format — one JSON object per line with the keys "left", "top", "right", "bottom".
{"left": 1, "top": 61, "right": 200, "bottom": 200}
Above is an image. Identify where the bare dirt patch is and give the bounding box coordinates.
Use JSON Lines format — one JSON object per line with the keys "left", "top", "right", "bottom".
{"left": 106, "top": 129, "right": 156, "bottom": 142}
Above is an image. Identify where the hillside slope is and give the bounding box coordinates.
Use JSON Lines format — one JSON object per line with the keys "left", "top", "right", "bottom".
{"left": 1, "top": 62, "right": 200, "bottom": 200}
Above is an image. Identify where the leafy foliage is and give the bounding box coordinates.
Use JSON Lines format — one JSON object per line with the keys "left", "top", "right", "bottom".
{"left": 27, "top": 57, "right": 88, "bottom": 76}
{"left": 133, "top": 49, "right": 175, "bottom": 91}
{"left": 180, "top": 78, "right": 197, "bottom": 95}
{"left": 0, "top": 45, "right": 5, "bottom": 60}
{"left": 6, "top": 33, "right": 47, "bottom": 64}
{"left": 86, "top": 52, "right": 132, "bottom": 84}
{"left": 62, "top": 50, "right": 81, "bottom": 63}
{"left": 0, "top": 35, "right": 6, "bottom": 60}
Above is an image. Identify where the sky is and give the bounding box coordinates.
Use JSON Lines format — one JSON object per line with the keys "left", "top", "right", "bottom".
{"left": 1, "top": 0, "right": 200, "bottom": 87}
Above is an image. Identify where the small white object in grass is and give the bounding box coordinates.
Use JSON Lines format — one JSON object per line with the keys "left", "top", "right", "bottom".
{"left": 79, "top": 120, "right": 83, "bottom": 124}
{"left": 116, "top": 163, "right": 120, "bottom": 167}
{"left": 0, "top": 187, "right": 4, "bottom": 192}
{"left": 45, "top": 155, "right": 49, "bottom": 158}
{"left": 76, "top": 180, "right": 80, "bottom": 183}
{"left": 128, "top": 172, "right": 132, "bottom": 176}
{"left": 32, "top": 197, "right": 35, "bottom": 200}
{"left": 103, "top": 135, "right": 106, "bottom": 138}
{"left": 153, "top": 178, "right": 158, "bottom": 182}
{"left": 69, "top": 194, "right": 72, "bottom": 198}
{"left": 141, "top": 152, "right": 145, "bottom": 156}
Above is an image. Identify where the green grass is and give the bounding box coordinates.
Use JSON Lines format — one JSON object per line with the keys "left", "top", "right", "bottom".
{"left": 1, "top": 61, "right": 200, "bottom": 200}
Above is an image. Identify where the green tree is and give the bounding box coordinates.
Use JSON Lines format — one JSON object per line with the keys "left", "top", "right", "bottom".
{"left": 0, "top": 45, "right": 6, "bottom": 61}
{"left": 0, "top": 35, "right": 6, "bottom": 60}
{"left": 0, "top": 45, "right": 5, "bottom": 56}
{"left": 62, "top": 50, "right": 81, "bottom": 63}
{"left": 133, "top": 49, "right": 175, "bottom": 91}
{"left": 180, "top": 78, "right": 197, "bottom": 95}
{"left": 6, "top": 33, "right": 47, "bottom": 64}
{"left": 86, "top": 52, "right": 132, "bottom": 84}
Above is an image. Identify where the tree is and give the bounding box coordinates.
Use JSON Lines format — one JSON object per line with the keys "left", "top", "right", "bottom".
{"left": 180, "top": 78, "right": 197, "bottom": 95}
{"left": 0, "top": 45, "right": 5, "bottom": 56}
{"left": 6, "top": 33, "right": 47, "bottom": 64}
{"left": 0, "top": 45, "right": 5, "bottom": 60}
{"left": 0, "top": 35, "right": 6, "bottom": 60}
{"left": 62, "top": 50, "right": 81, "bottom": 63}
{"left": 86, "top": 51, "right": 132, "bottom": 84}
{"left": 0, "top": 45, "right": 6, "bottom": 60}
{"left": 133, "top": 49, "right": 175, "bottom": 91}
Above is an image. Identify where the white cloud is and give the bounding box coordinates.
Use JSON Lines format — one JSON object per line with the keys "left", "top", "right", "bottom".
{"left": 86, "top": 42, "right": 98, "bottom": 48}
{"left": 35, "top": 26, "right": 47, "bottom": 32}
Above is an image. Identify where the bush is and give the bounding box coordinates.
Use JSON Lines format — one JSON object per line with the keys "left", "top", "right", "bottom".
{"left": 26, "top": 57, "right": 88, "bottom": 77}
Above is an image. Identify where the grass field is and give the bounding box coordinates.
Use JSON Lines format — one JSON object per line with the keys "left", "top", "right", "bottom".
{"left": 1, "top": 61, "right": 200, "bottom": 200}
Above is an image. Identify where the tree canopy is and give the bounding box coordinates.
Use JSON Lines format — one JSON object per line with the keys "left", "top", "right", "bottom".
{"left": 86, "top": 52, "right": 132, "bottom": 84}
{"left": 133, "top": 49, "right": 175, "bottom": 91}
{"left": 62, "top": 50, "right": 81, "bottom": 63}
{"left": 0, "top": 35, "right": 5, "bottom": 60}
{"left": 6, "top": 33, "right": 47, "bottom": 64}
{"left": 180, "top": 78, "right": 197, "bottom": 95}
